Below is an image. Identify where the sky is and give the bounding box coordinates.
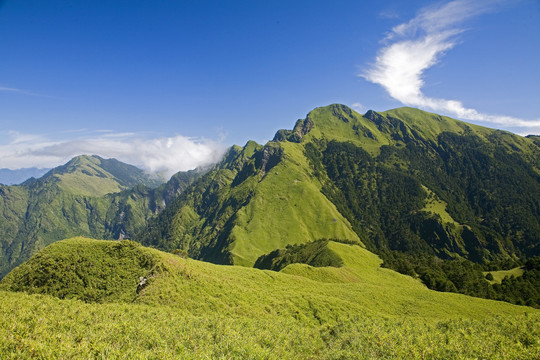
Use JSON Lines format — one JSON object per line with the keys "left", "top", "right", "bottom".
{"left": 1, "top": 0, "right": 539, "bottom": 177}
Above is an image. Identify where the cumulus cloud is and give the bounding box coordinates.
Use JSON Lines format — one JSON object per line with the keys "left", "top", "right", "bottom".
{"left": 0, "top": 131, "right": 227, "bottom": 179}
{"left": 362, "top": 0, "right": 540, "bottom": 133}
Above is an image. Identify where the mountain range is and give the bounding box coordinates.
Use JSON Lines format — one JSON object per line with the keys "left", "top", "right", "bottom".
{"left": 139, "top": 105, "right": 540, "bottom": 267}
{"left": 0, "top": 104, "right": 539, "bottom": 358}
{"left": 0, "top": 155, "right": 203, "bottom": 277}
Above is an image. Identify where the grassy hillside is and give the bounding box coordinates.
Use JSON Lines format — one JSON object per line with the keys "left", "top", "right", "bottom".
{"left": 39, "top": 155, "right": 163, "bottom": 196}
{"left": 140, "top": 104, "right": 540, "bottom": 262}
{"left": 139, "top": 140, "right": 361, "bottom": 266}
{"left": 0, "top": 237, "right": 538, "bottom": 358}
{"left": 0, "top": 237, "right": 158, "bottom": 303}
{"left": 485, "top": 267, "right": 525, "bottom": 284}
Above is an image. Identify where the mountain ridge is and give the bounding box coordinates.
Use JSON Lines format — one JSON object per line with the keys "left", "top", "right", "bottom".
{"left": 1, "top": 104, "right": 539, "bottom": 305}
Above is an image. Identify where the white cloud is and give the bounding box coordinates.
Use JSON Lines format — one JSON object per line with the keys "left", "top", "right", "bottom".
{"left": 351, "top": 102, "right": 366, "bottom": 113}
{"left": 362, "top": 0, "right": 540, "bottom": 133}
{"left": 0, "top": 131, "right": 227, "bottom": 179}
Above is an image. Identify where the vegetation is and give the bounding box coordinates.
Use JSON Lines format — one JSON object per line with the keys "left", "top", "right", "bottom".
{"left": 137, "top": 104, "right": 540, "bottom": 306}
{"left": 0, "top": 237, "right": 538, "bottom": 358}
{"left": 0, "top": 237, "right": 159, "bottom": 303}
{"left": 254, "top": 239, "right": 354, "bottom": 271}
{"left": 138, "top": 140, "right": 360, "bottom": 266}
{"left": 381, "top": 252, "right": 540, "bottom": 307}
{"left": 0, "top": 155, "right": 203, "bottom": 278}
{"left": 1, "top": 104, "right": 540, "bottom": 357}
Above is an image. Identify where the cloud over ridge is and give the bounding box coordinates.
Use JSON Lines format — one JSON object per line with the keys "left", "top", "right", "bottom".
{"left": 362, "top": 0, "right": 540, "bottom": 133}
{"left": 0, "top": 131, "right": 226, "bottom": 179}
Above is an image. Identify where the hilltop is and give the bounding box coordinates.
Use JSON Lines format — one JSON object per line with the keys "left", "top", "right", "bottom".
{"left": 33, "top": 155, "right": 164, "bottom": 196}
{"left": 138, "top": 104, "right": 540, "bottom": 263}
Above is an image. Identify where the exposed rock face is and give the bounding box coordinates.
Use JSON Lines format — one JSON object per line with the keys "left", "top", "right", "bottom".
{"left": 273, "top": 117, "right": 313, "bottom": 143}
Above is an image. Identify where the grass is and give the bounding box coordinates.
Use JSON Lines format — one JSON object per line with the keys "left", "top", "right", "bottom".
{"left": 421, "top": 185, "right": 458, "bottom": 225}
{"left": 229, "top": 140, "right": 361, "bottom": 266}
{"left": 303, "top": 105, "right": 391, "bottom": 155}
{"left": 1, "top": 237, "right": 539, "bottom": 358}
{"left": 0, "top": 237, "right": 158, "bottom": 303}
{"left": 484, "top": 267, "right": 526, "bottom": 284}
{"left": 54, "top": 155, "right": 125, "bottom": 196}
{"left": 1, "top": 290, "right": 538, "bottom": 359}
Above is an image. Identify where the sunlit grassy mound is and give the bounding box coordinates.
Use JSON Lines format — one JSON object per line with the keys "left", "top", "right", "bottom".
{"left": 1, "top": 237, "right": 539, "bottom": 358}
{"left": 0, "top": 237, "right": 160, "bottom": 303}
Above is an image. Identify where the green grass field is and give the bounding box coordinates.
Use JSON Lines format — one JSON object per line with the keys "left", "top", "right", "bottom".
{"left": 0, "top": 237, "right": 538, "bottom": 359}
{"left": 484, "top": 267, "right": 526, "bottom": 284}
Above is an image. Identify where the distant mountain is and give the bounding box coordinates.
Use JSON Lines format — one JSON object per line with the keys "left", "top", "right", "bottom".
{"left": 28, "top": 155, "right": 164, "bottom": 196}
{"left": 0, "top": 167, "right": 50, "bottom": 185}
{"left": 137, "top": 104, "right": 540, "bottom": 305}
{"left": 0, "top": 155, "right": 203, "bottom": 278}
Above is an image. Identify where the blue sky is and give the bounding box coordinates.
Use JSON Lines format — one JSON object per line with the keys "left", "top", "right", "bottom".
{"left": 0, "top": 0, "right": 539, "bottom": 175}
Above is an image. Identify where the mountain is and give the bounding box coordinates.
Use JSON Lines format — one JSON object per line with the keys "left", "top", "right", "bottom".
{"left": 1, "top": 104, "right": 539, "bottom": 358}
{"left": 1, "top": 104, "right": 539, "bottom": 304}
{"left": 137, "top": 104, "right": 540, "bottom": 304}
{"left": 0, "top": 236, "right": 537, "bottom": 358}
{"left": 0, "top": 155, "right": 203, "bottom": 278}
{"left": 138, "top": 138, "right": 361, "bottom": 266}
{"left": 28, "top": 155, "right": 164, "bottom": 196}
{"left": 0, "top": 167, "right": 50, "bottom": 185}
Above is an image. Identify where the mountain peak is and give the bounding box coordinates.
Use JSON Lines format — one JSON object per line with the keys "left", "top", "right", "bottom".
{"left": 37, "top": 155, "right": 164, "bottom": 196}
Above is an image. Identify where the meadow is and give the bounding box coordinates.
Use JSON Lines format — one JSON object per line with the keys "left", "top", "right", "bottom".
{"left": 0, "top": 237, "right": 538, "bottom": 359}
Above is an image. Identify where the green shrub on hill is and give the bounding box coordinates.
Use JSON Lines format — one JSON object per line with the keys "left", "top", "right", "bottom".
{"left": 254, "top": 239, "right": 347, "bottom": 271}
{"left": 0, "top": 237, "right": 159, "bottom": 303}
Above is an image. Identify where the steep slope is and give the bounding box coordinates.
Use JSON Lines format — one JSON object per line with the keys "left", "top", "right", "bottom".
{"left": 140, "top": 104, "right": 540, "bottom": 263}
{"left": 34, "top": 155, "right": 163, "bottom": 196}
{"left": 300, "top": 105, "right": 540, "bottom": 260}
{"left": 1, "top": 236, "right": 538, "bottom": 358}
{"left": 139, "top": 140, "right": 361, "bottom": 266}
{"left": 0, "top": 156, "right": 203, "bottom": 278}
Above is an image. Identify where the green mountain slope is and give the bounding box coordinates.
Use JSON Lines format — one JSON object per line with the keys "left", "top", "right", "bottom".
{"left": 29, "top": 155, "right": 164, "bottom": 196}
{"left": 0, "top": 237, "right": 538, "bottom": 358}
{"left": 138, "top": 104, "right": 540, "bottom": 305}
{"left": 0, "top": 156, "right": 203, "bottom": 278}
{"left": 139, "top": 139, "right": 361, "bottom": 266}
{"left": 140, "top": 104, "right": 540, "bottom": 262}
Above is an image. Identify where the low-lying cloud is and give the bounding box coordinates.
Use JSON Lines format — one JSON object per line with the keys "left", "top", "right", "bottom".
{"left": 0, "top": 131, "right": 227, "bottom": 179}
{"left": 362, "top": 0, "right": 540, "bottom": 133}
